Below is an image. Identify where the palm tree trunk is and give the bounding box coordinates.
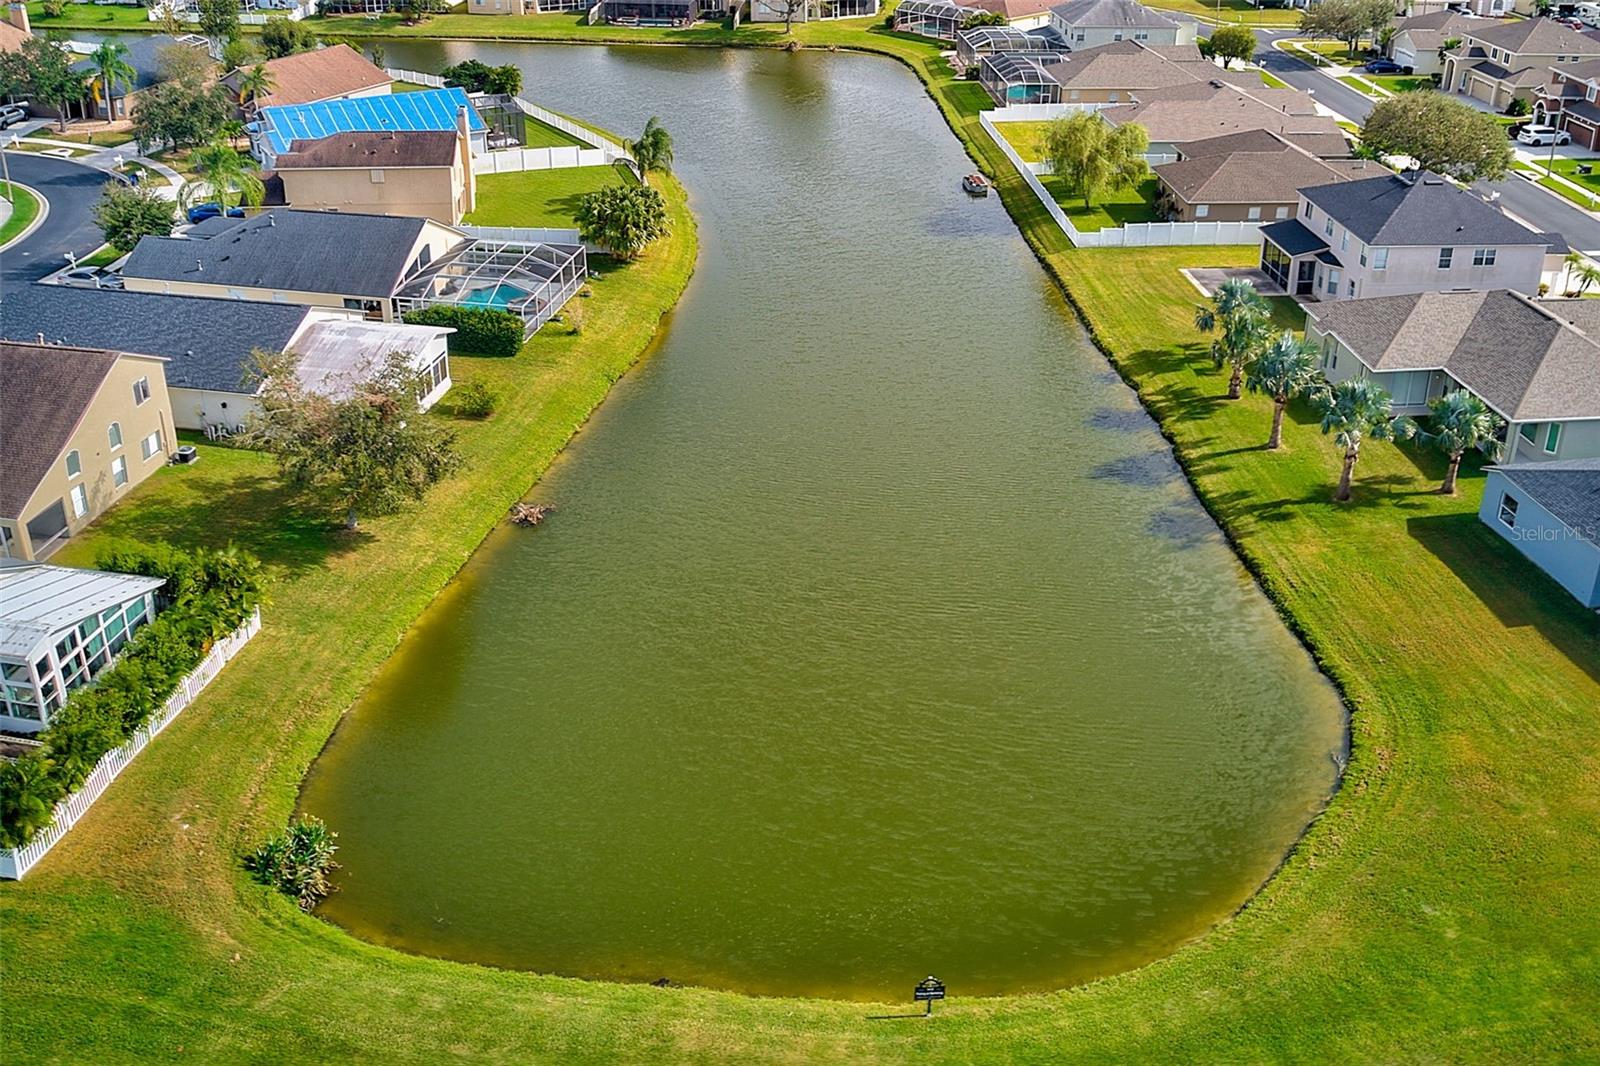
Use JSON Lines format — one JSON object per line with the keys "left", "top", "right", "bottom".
{"left": 1441, "top": 452, "right": 1462, "bottom": 495}
{"left": 1268, "top": 398, "right": 1286, "bottom": 449}
{"left": 1336, "top": 446, "right": 1359, "bottom": 501}
{"left": 1227, "top": 360, "right": 1244, "bottom": 400}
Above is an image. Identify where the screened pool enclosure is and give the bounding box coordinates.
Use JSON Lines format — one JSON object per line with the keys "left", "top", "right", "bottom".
{"left": 954, "top": 26, "right": 1064, "bottom": 67}
{"left": 893, "top": 0, "right": 983, "bottom": 41}
{"left": 979, "top": 52, "right": 1065, "bottom": 105}
{"left": 395, "top": 240, "right": 587, "bottom": 335}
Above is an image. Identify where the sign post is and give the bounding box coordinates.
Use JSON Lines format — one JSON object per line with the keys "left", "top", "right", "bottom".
{"left": 913, "top": 975, "right": 946, "bottom": 1017}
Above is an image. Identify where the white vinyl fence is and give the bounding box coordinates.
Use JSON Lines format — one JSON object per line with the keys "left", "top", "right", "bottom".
{"left": 475, "top": 146, "right": 619, "bottom": 173}
{"left": 0, "top": 608, "right": 263, "bottom": 881}
{"left": 980, "top": 111, "right": 1264, "bottom": 248}
{"left": 461, "top": 224, "right": 585, "bottom": 245}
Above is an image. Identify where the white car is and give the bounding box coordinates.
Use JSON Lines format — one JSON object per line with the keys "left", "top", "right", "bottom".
{"left": 1517, "top": 124, "right": 1572, "bottom": 147}
{"left": 0, "top": 103, "right": 27, "bottom": 130}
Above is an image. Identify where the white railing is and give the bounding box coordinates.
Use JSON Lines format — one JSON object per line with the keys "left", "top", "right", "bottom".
{"left": 384, "top": 67, "right": 447, "bottom": 89}
{"left": 0, "top": 608, "right": 263, "bottom": 881}
{"left": 461, "top": 224, "right": 585, "bottom": 244}
{"left": 979, "top": 111, "right": 1263, "bottom": 248}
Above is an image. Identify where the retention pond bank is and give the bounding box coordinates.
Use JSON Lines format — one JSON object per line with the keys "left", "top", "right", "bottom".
{"left": 297, "top": 44, "right": 1345, "bottom": 1000}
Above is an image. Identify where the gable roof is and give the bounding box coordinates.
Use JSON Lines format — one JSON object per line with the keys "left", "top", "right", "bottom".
{"left": 0, "top": 342, "right": 130, "bottom": 518}
{"left": 1491, "top": 458, "right": 1600, "bottom": 544}
{"left": 274, "top": 130, "right": 459, "bottom": 169}
{"left": 256, "top": 86, "right": 484, "bottom": 156}
{"left": 1458, "top": 16, "right": 1600, "bottom": 55}
{"left": 1305, "top": 290, "right": 1600, "bottom": 422}
{"left": 969, "top": 0, "right": 1060, "bottom": 19}
{"left": 233, "top": 44, "right": 392, "bottom": 110}
{"left": 0, "top": 19, "right": 28, "bottom": 54}
{"left": 121, "top": 210, "right": 448, "bottom": 299}
{"left": 1300, "top": 170, "right": 1548, "bottom": 246}
{"left": 1031, "top": 39, "right": 1237, "bottom": 90}
{"left": 1100, "top": 80, "right": 1347, "bottom": 151}
{"left": 0, "top": 284, "right": 311, "bottom": 394}
{"left": 1050, "top": 0, "right": 1176, "bottom": 27}
{"left": 1155, "top": 133, "right": 1387, "bottom": 204}
{"left": 72, "top": 34, "right": 209, "bottom": 94}
{"left": 0, "top": 563, "right": 166, "bottom": 659}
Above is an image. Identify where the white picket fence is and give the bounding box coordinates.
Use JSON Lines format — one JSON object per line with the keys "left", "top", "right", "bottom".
{"left": 980, "top": 111, "right": 1263, "bottom": 248}
{"left": 461, "top": 224, "right": 584, "bottom": 244}
{"left": 0, "top": 608, "right": 263, "bottom": 881}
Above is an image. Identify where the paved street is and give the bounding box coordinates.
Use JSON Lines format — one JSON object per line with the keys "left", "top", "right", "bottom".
{"left": 1251, "top": 29, "right": 1600, "bottom": 252}
{"left": 0, "top": 151, "right": 112, "bottom": 289}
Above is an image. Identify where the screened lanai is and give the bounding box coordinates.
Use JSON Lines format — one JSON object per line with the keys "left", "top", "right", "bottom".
{"left": 954, "top": 26, "right": 1063, "bottom": 66}
{"left": 394, "top": 240, "right": 587, "bottom": 335}
{"left": 893, "top": 0, "right": 983, "bottom": 41}
{"left": 600, "top": 0, "right": 700, "bottom": 24}
{"left": 979, "top": 52, "right": 1065, "bottom": 105}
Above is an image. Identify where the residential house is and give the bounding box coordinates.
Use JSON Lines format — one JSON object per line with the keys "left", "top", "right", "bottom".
{"left": 982, "top": 40, "right": 1252, "bottom": 106}
{"left": 71, "top": 33, "right": 209, "bottom": 121}
{"left": 1389, "top": 12, "right": 1504, "bottom": 78}
{"left": 1305, "top": 290, "right": 1600, "bottom": 463}
{"left": 4, "top": 285, "right": 453, "bottom": 432}
{"left": 1257, "top": 170, "right": 1558, "bottom": 299}
{"left": 955, "top": 25, "right": 1063, "bottom": 68}
{"left": 1153, "top": 130, "right": 1388, "bottom": 222}
{"left": 1532, "top": 57, "right": 1600, "bottom": 149}
{"left": 750, "top": 0, "right": 879, "bottom": 23}
{"left": 220, "top": 44, "right": 392, "bottom": 112}
{"left": 963, "top": 0, "right": 1059, "bottom": 29}
{"left": 252, "top": 86, "right": 487, "bottom": 167}
{"left": 0, "top": 562, "right": 165, "bottom": 732}
{"left": 1479, "top": 459, "right": 1600, "bottom": 608}
{"left": 1441, "top": 18, "right": 1600, "bottom": 110}
{"left": 467, "top": 0, "right": 530, "bottom": 12}
{"left": 1098, "top": 79, "right": 1349, "bottom": 158}
{"left": 0, "top": 341, "right": 173, "bottom": 562}
{"left": 599, "top": 0, "right": 728, "bottom": 26}
{"left": 1400, "top": 0, "right": 1519, "bottom": 16}
{"left": 266, "top": 130, "right": 475, "bottom": 225}
{"left": 1048, "top": 0, "right": 1196, "bottom": 49}
{"left": 894, "top": 1, "right": 985, "bottom": 40}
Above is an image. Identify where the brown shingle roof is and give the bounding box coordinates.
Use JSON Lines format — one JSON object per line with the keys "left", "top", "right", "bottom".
{"left": 0, "top": 343, "right": 125, "bottom": 518}
{"left": 0, "top": 20, "right": 27, "bottom": 54}
{"left": 1154, "top": 132, "right": 1386, "bottom": 204}
{"left": 235, "top": 44, "right": 391, "bottom": 109}
{"left": 274, "top": 130, "right": 459, "bottom": 169}
{"left": 1460, "top": 16, "right": 1600, "bottom": 56}
{"left": 1101, "top": 81, "right": 1347, "bottom": 151}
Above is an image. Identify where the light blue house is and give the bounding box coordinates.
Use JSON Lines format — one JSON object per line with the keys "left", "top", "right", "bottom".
{"left": 1479, "top": 459, "right": 1600, "bottom": 609}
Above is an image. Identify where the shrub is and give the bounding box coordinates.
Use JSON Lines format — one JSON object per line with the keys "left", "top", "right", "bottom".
{"left": 575, "top": 183, "right": 670, "bottom": 260}
{"left": 246, "top": 816, "right": 340, "bottom": 910}
{"left": 452, "top": 380, "right": 499, "bottom": 419}
{"left": 402, "top": 306, "right": 524, "bottom": 357}
{"left": 40, "top": 0, "right": 64, "bottom": 17}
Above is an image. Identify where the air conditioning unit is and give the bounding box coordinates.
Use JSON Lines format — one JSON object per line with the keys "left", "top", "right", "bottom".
{"left": 172, "top": 445, "right": 200, "bottom": 465}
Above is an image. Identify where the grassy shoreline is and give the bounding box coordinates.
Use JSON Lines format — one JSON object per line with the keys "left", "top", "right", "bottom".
{"left": 2, "top": 18, "right": 1598, "bottom": 1064}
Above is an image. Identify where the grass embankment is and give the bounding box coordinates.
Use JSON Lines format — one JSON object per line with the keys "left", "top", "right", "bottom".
{"left": 465, "top": 161, "right": 636, "bottom": 227}
{"left": 0, "top": 181, "right": 41, "bottom": 246}
{"left": 4, "top": 20, "right": 1600, "bottom": 1062}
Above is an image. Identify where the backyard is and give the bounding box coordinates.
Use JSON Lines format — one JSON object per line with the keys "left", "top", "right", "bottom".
{"left": 465, "top": 162, "right": 638, "bottom": 228}
{"left": 992, "top": 122, "right": 1164, "bottom": 231}
{"left": 522, "top": 114, "right": 589, "bottom": 149}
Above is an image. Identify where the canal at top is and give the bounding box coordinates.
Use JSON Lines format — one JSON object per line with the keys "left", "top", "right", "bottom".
{"left": 295, "top": 42, "right": 1345, "bottom": 999}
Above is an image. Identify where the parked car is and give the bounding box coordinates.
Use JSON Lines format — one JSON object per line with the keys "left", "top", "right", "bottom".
{"left": 1363, "top": 58, "right": 1407, "bottom": 75}
{"left": 1517, "top": 124, "right": 1573, "bottom": 146}
{"left": 0, "top": 103, "right": 28, "bottom": 130}
{"left": 185, "top": 202, "right": 247, "bottom": 224}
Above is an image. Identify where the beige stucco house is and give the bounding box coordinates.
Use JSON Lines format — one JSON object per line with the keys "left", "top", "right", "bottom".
{"left": 1154, "top": 130, "right": 1386, "bottom": 222}
{"left": 0, "top": 341, "right": 173, "bottom": 562}
{"left": 267, "top": 129, "right": 475, "bottom": 225}
{"left": 1442, "top": 18, "right": 1600, "bottom": 110}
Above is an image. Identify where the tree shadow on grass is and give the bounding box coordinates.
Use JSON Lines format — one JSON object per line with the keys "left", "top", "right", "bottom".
{"left": 1408, "top": 512, "right": 1600, "bottom": 686}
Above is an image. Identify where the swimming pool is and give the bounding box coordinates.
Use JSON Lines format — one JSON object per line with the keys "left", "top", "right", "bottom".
{"left": 460, "top": 282, "right": 534, "bottom": 311}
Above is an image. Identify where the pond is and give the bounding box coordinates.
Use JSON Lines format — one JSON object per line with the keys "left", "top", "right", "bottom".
{"left": 292, "top": 43, "right": 1345, "bottom": 1000}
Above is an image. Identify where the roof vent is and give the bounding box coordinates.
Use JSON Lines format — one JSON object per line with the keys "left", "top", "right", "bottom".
{"left": 196, "top": 259, "right": 203, "bottom": 272}
{"left": 35, "top": 332, "right": 44, "bottom": 344}
{"left": 1422, "top": 176, "right": 1445, "bottom": 185}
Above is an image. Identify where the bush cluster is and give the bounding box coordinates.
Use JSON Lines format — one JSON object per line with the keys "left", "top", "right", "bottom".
{"left": 402, "top": 306, "right": 524, "bottom": 357}
{"left": 0, "top": 545, "right": 267, "bottom": 849}
{"left": 246, "top": 815, "right": 340, "bottom": 910}
{"left": 452, "top": 380, "right": 500, "bottom": 419}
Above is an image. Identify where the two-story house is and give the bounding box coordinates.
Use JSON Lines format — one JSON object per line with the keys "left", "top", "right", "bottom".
{"left": 1047, "top": 0, "right": 1195, "bottom": 50}
{"left": 1533, "top": 57, "right": 1600, "bottom": 149}
{"left": 1257, "top": 170, "right": 1561, "bottom": 300}
{"left": 1441, "top": 18, "right": 1600, "bottom": 110}
{"left": 1390, "top": 12, "right": 1506, "bottom": 78}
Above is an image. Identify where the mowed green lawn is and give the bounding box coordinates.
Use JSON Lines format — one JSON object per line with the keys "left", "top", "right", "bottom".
{"left": 991, "top": 123, "right": 1161, "bottom": 230}
{"left": 0, "top": 181, "right": 42, "bottom": 246}
{"left": 3, "top": 19, "right": 1600, "bottom": 1062}
{"left": 522, "top": 114, "right": 589, "bottom": 149}
{"left": 465, "top": 162, "right": 637, "bottom": 228}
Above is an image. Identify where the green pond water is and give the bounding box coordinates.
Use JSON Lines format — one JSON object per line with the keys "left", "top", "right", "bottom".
{"left": 296, "top": 44, "right": 1346, "bottom": 1000}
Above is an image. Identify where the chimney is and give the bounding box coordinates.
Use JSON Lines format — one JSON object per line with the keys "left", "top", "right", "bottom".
{"left": 457, "top": 105, "right": 475, "bottom": 219}
{"left": 7, "top": 3, "right": 29, "bottom": 35}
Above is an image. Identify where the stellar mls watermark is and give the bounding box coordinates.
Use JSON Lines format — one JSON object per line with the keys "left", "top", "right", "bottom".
{"left": 1507, "top": 524, "right": 1595, "bottom": 543}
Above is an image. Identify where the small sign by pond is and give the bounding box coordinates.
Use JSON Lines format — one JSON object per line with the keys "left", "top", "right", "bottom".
{"left": 914, "top": 975, "right": 946, "bottom": 1016}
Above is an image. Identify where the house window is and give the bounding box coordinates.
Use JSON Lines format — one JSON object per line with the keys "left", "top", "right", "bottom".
{"left": 1473, "top": 247, "right": 1497, "bottom": 266}
{"left": 1275, "top": 206, "right": 1289, "bottom": 219}
{"left": 370, "top": 169, "right": 386, "bottom": 184}
{"left": 1069, "top": 89, "right": 1081, "bottom": 100}
{"left": 1133, "top": 30, "right": 1147, "bottom": 40}
{"left": 1340, "top": 230, "right": 1349, "bottom": 252}
{"left": 1519, "top": 422, "right": 1538, "bottom": 443}
{"left": 1588, "top": 85, "right": 1596, "bottom": 102}
{"left": 65, "top": 450, "right": 81, "bottom": 479}
{"left": 111, "top": 456, "right": 128, "bottom": 488}
{"left": 1112, "top": 31, "right": 1123, "bottom": 40}
{"left": 70, "top": 484, "right": 88, "bottom": 519}
{"left": 1196, "top": 204, "right": 1210, "bottom": 217}
{"left": 1498, "top": 492, "right": 1519, "bottom": 528}
{"left": 108, "top": 422, "right": 122, "bottom": 449}
{"left": 1546, "top": 423, "right": 1562, "bottom": 454}
{"left": 1248, "top": 206, "right": 1262, "bottom": 220}
{"left": 1439, "top": 246, "right": 1454, "bottom": 268}
{"left": 1324, "top": 217, "right": 1335, "bottom": 237}
{"left": 1074, "top": 31, "right": 1085, "bottom": 41}
{"left": 1348, "top": 278, "right": 1357, "bottom": 297}
{"left": 1326, "top": 268, "right": 1341, "bottom": 296}
{"left": 1321, "top": 335, "right": 1338, "bottom": 370}
{"left": 1373, "top": 247, "right": 1388, "bottom": 270}
{"left": 132, "top": 377, "right": 150, "bottom": 405}
{"left": 140, "top": 431, "right": 163, "bottom": 461}
{"left": 1107, "top": 91, "right": 1120, "bottom": 102}
{"left": 1302, "top": 201, "right": 1312, "bottom": 218}
{"left": 1359, "top": 244, "right": 1367, "bottom": 266}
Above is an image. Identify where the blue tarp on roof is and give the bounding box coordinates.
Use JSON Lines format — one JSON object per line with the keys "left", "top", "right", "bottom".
{"left": 257, "top": 87, "right": 486, "bottom": 155}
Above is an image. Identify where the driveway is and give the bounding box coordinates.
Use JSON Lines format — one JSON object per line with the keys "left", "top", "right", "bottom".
{"left": 0, "top": 150, "right": 115, "bottom": 290}
{"left": 1250, "top": 28, "right": 1600, "bottom": 253}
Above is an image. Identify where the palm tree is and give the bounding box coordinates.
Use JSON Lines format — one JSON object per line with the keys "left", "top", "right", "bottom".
{"left": 1195, "top": 277, "right": 1272, "bottom": 399}
{"left": 1313, "top": 379, "right": 1410, "bottom": 502}
{"left": 0, "top": 756, "right": 59, "bottom": 849}
{"left": 180, "top": 140, "right": 267, "bottom": 213}
{"left": 220, "top": 118, "right": 247, "bottom": 151}
{"left": 236, "top": 64, "right": 276, "bottom": 117}
{"left": 89, "top": 41, "right": 138, "bottom": 123}
{"left": 1245, "top": 331, "right": 1322, "bottom": 449}
{"left": 1563, "top": 251, "right": 1600, "bottom": 296}
{"left": 624, "top": 117, "right": 674, "bottom": 186}
{"left": 1415, "top": 389, "right": 1504, "bottom": 494}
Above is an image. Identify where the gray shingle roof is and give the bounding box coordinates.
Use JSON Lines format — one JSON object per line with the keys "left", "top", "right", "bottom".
{"left": 1301, "top": 171, "right": 1549, "bottom": 247}
{"left": 1305, "top": 290, "right": 1600, "bottom": 422}
{"left": 1492, "top": 458, "right": 1600, "bottom": 544}
{"left": 0, "top": 285, "right": 310, "bottom": 394}
{"left": 1260, "top": 218, "right": 1329, "bottom": 256}
{"left": 1460, "top": 16, "right": 1600, "bottom": 56}
{"left": 1156, "top": 134, "right": 1384, "bottom": 204}
{"left": 72, "top": 34, "right": 207, "bottom": 94}
{"left": 1050, "top": 0, "right": 1176, "bottom": 27}
{"left": 0, "top": 342, "right": 124, "bottom": 518}
{"left": 122, "top": 210, "right": 439, "bottom": 300}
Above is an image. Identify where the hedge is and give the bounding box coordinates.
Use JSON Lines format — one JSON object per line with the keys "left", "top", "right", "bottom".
{"left": 401, "top": 306, "right": 525, "bottom": 357}
{"left": 0, "top": 545, "right": 266, "bottom": 848}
